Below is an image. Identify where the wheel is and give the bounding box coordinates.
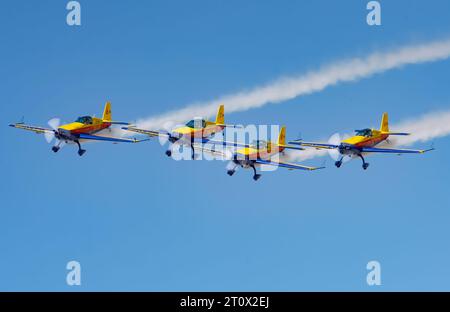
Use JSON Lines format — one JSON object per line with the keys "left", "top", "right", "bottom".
{"left": 52, "top": 146, "right": 60, "bottom": 153}
{"left": 165, "top": 150, "right": 172, "bottom": 157}
{"left": 227, "top": 170, "right": 235, "bottom": 176}
{"left": 78, "top": 149, "right": 86, "bottom": 156}
{"left": 335, "top": 161, "right": 342, "bottom": 168}
{"left": 363, "top": 163, "right": 369, "bottom": 170}
{"left": 253, "top": 174, "right": 262, "bottom": 181}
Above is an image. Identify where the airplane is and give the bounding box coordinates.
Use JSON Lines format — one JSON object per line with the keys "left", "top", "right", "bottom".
{"left": 196, "top": 126, "right": 325, "bottom": 180}
{"left": 9, "top": 102, "right": 145, "bottom": 156}
{"left": 122, "top": 104, "right": 240, "bottom": 159}
{"left": 288, "top": 113, "right": 434, "bottom": 170}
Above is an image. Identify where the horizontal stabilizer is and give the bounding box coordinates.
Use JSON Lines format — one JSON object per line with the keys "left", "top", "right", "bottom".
{"left": 382, "top": 132, "right": 410, "bottom": 136}
{"left": 107, "top": 121, "right": 131, "bottom": 125}
{"left": 215, "top": 124, "right": 244, "bottom": 128}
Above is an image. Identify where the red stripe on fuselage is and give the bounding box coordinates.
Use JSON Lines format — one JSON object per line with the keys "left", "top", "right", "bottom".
{"left": 184, "top": 125, "right": 225, "bottom": 138}
{"left": 354, "top": 134, "right": 388, "bottom": 148}
{"left": 246, "top": 146, "right": 284, "bottom": 160}
{"left": 201, "top": 125, "right": 225, "bottom": 137}
{"left": 71, "top": 123, "right": 111, "bottom": 135}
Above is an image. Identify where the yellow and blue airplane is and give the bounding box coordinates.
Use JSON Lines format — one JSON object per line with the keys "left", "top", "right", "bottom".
{"left": 123, "top": 104, "right": 240, "bottom": 159}
{"left": 198, "top": 126, "right": 324, "bottom": 180}
{"left": 9, "top": 102, "right": 145, "bottom": 156}
{"left": 289, "top": 113, "right": 434, "bottom": 170}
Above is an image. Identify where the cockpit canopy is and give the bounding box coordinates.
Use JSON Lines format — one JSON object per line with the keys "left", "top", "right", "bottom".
{"left": 355, "top": 128, "right": 372, "bottom": 137}
{"left": 75, "top": 116, "right": 93, "bottom": 124}
{"left": 185, "top": 118, "right": 207, "bottom": 129}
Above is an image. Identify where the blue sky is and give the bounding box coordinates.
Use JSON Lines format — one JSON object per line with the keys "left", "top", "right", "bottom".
{"left": 1, "top": 0, "right": 450, "bottom": 291}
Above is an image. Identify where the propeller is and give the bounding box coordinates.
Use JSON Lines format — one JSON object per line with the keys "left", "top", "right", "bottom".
{"left": 327, "top": 132, "right": 352, "bottom": 163}
{"left": 158, "top": 132, "right": 170, "bottom": 145}
{"left": 157, "top": 121, "right": 185, "bottom": 146}
{"left": 327, "top": 132, "right": 341, "bottom": 161}
{"left": 224, "top": 147, "right": 234, "bottom": 161}
{"left": 44, "top": 118, "right": 61, "bottom": 143}
{"left": 226, "top": 160, "right": 239, "bottom": 172}
{"left": 48, "top": 118, "right": 60, "bottom": 131}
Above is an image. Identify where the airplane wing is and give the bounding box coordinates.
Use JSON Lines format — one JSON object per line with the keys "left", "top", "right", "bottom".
{"left": 278, "top": 144, "right": 305, "bottom": 151}
{"left": 192, "top": 143, "right": 229, "bottom": 159}
{"left": 9, "top": 123, "right": 53, "bottom": 134}
{"left": 78, "top": 133, "right": 147, "bottom": 143}
{"left": 200, "top": 138, "right": 251, "bottom": 148}
{"left": 288, "top": 140, "right": 338, "bottom": 150}
{"left": 122, "top": 126, "right": 169, "bottom": 138}
{"left": 360, "top": 146, "right": 434, "bottom": 154}
{"left": 255, "top": 159, "right": 325, "bottom": 171}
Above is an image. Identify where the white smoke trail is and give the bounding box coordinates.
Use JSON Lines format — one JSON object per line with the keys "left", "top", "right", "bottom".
{"left": 137, "top": 38, "right": 450, "bottom": 130}
{"left": 390, "top": 110, "right": 450, "bottom": 146}
{"left": 286, "top": 110, "right": 450, "bottom": 162}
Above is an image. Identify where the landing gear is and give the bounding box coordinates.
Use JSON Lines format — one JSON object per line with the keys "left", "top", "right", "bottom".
{"left": 334, "top": 155, "right": 345, "bottom": 168}
{"left": 75, "top": 140, "right": 86, "bottom": 157}
{"left": 52, "top": 140, "right": 63, "bottom": 153}
{"left": 358, "top": 154, "right": 369, "bottom": 170}
{"left": 166, "top": 142, "right": 174, "bottom": 157}
{"left": 251, "top": 165, "right": 261, "bottom": 181}
{"left": 226, "top": 161, "right": 238, "bottom": 177}
{"left": 190, "top": 145, "right": 195, "bottom": 160}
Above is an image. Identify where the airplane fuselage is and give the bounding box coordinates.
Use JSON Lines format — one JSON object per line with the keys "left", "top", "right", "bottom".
{"left": 227, "top": 143, "right": 284, "bottom": 181}
{"left": 171, "top": 124, "right": 225, "bottom": 143}
{"left": 166, "top": 123, "right": 226, "bottom": 159}
{"left": 340, "top": 129, "right": 388, "bottom": 154}
{"left": 55, "top": 118, "right": 111, "bottom": 143}
{"left": 59, "top": 118, "right": 110, "bottom": 135}
{"left": 235, "top": 143, "right": 284, "bottom": 161}
{"left": 333, "top": 129, "right": 389, "bottom": 170}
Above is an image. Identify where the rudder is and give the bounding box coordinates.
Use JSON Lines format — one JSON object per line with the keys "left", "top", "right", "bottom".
{"left": 277, "top": 126, "right": 286, "bottom": 146}
{"left": 380, "top": 112, "right": 389, "bottom": 133}
{"left": 215, "top": 104, "right": 224, "bottom": 125}
{"left": 102, "top": 102, "right": 112, "bottom": 121}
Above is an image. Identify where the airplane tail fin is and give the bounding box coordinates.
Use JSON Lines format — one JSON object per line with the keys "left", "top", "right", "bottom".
{"left": 277, "top": 126, "right": 286, "bottom": 146}
{"left": 215, "top": 104, "right": 225, "bottom": 125}
{"left": 380, "top": 112, "right": 389, "bottom": 133}
{"left": 277, "top": 126, "right": 305, "bottom": 150}
{"left": 213, "top": 104, "right": 242, "bottom": 128}
{"left": 380, "top": 112, "right": 410, "bottom": 135}
{"left": 102, "top": 101, "right": 112, "bottom": 121}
